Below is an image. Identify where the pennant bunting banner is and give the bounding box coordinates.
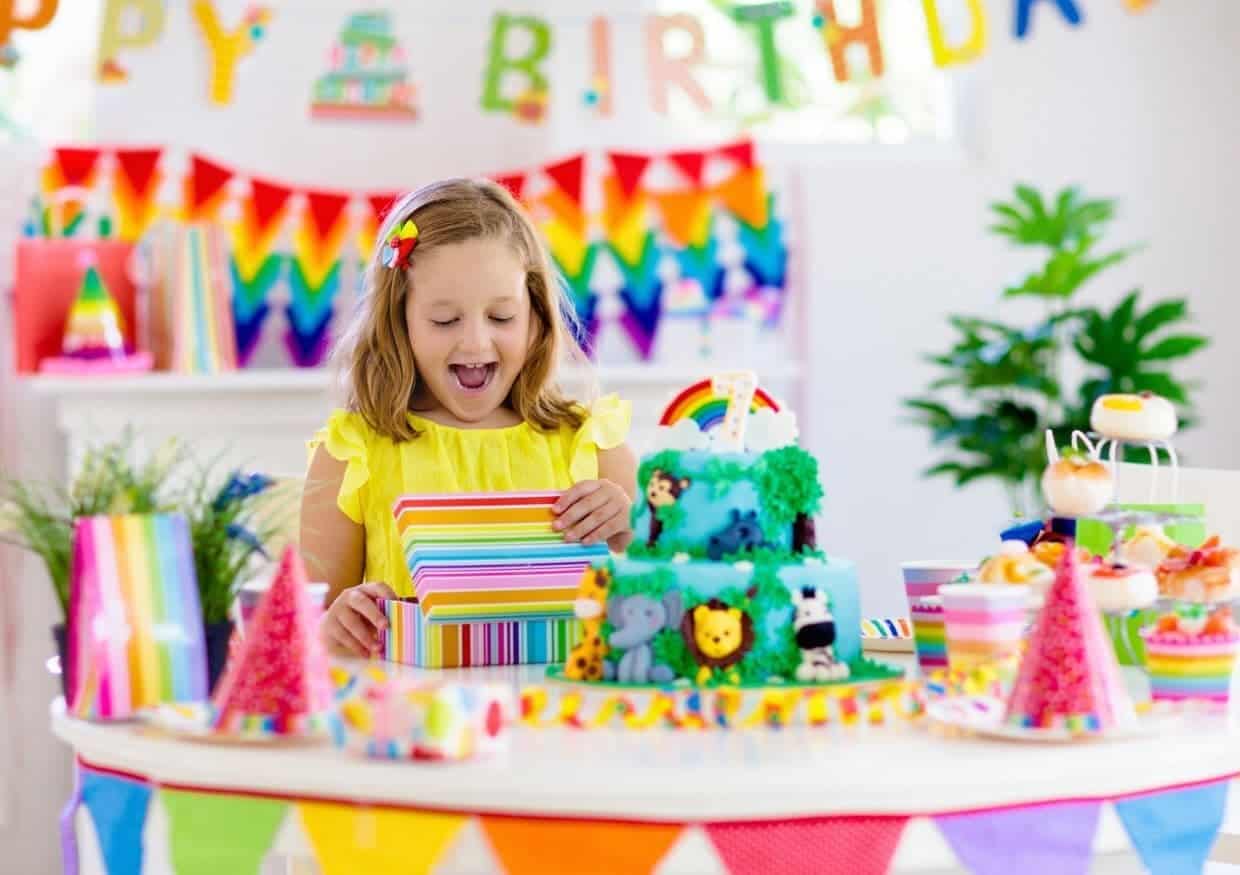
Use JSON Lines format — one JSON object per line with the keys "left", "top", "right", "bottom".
{"left": 184, "top": 153, "right": 234, "bottom": 222}
{"left": 287, "top": 190, "right": 351, "bottom": 366}
{"left": 111, "top": 148, "right": 163, "bottom": 242}
{"left": 41, "top": 147, "right": 104, "bottom": 236}
{"left": 935, "top": 801, "right": 1100, "bottom": 875}
{"left": 543, "top": 154, "right": 586, "bottom": 207}
{"left": 705, "top": 815, "right": 909, "bottom": 875}
{"left": 161, "top": 789, "right": 288, "bottom": 875}
{"left": 230, "top": 177, "right": 294, "bottom": 361}
{"left": 668, "top": 149, "right": 708, "bottom": 188}
{"left": 608, "top": 151, "right": 653, "bottom": 200}
{"left": 1114, "top": 779, "right": 1229, "bottom": 875}
{"left": 79, "top": 767, "right": 153, "bottom": 875}
{"left": 298, "top": 801, "right": 466, "bottom": 875}
{"left": 482, "top": 815, "right": 682, "bottom": 875}
{"left": 357, "top": 191, "right": 402, "bottom": 259}
{"left": 490, "top": 172, "right": 528, "bottom": 202}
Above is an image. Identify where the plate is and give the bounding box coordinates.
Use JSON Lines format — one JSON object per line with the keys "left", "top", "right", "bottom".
{"left": 925, "top": 695, "right": 1167, "bottom": 743}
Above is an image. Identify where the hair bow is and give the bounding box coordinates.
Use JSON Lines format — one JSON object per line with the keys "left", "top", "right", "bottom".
{"left": 382, "top": 219, "right": 419, "bottom": 270}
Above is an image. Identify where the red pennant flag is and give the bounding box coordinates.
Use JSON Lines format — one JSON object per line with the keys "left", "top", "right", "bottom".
{"left": 305, "top": 190, "right": 351, "bottom": 241}
{"left": 716, "top": 139, "right": 756, "bottom": 169}
{"left": 668, "top": 150, "right": 707, "bottom": 187}
{"left": 187, "top": 154, "right": 235, "bottom": 214}
{"left": 706, "top": 816, "right": 908, "bottom": 875}
{"left": 367, "top": 192, "right": 401, "bottom": 224}
{"left": 113, "top": 148, "right": 162, "bottom": 198}
{"left": 53, "top": 147, "right": 103, "bottom": 186}
{"left": 490, "top": 172, "right": 528, "bottom": 201}
{"left": 543, "top": 154, "right": 586, "bottom": 206}
{"left": 608, "top": 151, "right": 652, "bottom": 199}
{"left": 249, "top": 178, "right": 295, "bottom": 233}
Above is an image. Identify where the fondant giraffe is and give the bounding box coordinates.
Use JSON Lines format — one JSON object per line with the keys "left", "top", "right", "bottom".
{"left": 564, "top": 567, "right": 612, "bottom": 681}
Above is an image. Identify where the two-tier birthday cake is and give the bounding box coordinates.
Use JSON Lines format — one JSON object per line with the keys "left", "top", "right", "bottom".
{"left": 559, "top": 373, "right": 887, "bottom": 688}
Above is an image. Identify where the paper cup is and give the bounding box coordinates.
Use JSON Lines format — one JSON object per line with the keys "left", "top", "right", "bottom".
{"left": 1142, "top": 628, "right": 1240, "bottom": 704}
{"left": 901, "top": 560, "right": 978, "bottom": 603}
{"left": 939, "top": 583, "right": 1028, "bottom": 677}
{"left": 909, "top": 597, "right": 947, "bottom": 676}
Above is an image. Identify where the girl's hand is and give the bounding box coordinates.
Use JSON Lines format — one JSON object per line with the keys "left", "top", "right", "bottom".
{"left": 321, "top": 581, "right": 398, "bottom": 658}
{"left": 553, "top": 480, "right": 633, "bottom": 550}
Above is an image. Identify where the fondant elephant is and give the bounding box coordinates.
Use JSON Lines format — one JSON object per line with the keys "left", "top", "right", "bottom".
{"left": 607, "top": 591, "right": 685, "bottom": 684}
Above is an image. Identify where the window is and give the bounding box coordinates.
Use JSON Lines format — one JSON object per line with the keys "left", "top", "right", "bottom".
{"left": 653, "top": 0, "right": 958, "bottom": 145}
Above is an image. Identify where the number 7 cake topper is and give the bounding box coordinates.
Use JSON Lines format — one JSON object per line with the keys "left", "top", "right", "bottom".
{"left": 658, "top": 370, "right": 781, "bottom": 453}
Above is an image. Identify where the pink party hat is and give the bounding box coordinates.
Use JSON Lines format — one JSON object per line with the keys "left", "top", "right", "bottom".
{"left": 1004, "top": 544, "right": 1136, "bottom": 732}
{"left": 211, "top": 546, "right": 332, "bottom": 735}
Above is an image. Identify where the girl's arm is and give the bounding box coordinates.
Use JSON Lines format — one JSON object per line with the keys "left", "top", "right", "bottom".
{"left": 301, "top": 447, "right": 365, "bottom": 605}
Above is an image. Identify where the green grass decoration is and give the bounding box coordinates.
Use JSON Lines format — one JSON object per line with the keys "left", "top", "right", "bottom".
{"left": 751, "top": 446, "right": 823, "bottom": 541}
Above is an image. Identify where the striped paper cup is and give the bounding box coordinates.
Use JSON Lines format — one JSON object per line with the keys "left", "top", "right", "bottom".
{"left": 1141, "top": 629, "right": 1240, "bottom": 704}
{"left": 901, "top": 560, "right": 978, "bottom": 605}
{"left": 909, "top": 597, "right": 947, "bottom": 675}
{"left": 939, "top": 583, "right": 1028, "bottom": 677}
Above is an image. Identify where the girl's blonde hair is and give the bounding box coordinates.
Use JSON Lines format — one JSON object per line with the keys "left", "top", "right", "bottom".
{"left": 335, "top": 178, "right": 589, "bottom": 442}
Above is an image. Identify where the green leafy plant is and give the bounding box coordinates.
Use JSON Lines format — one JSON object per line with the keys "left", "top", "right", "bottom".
{"left": 906, "top": 185, "right": 1208, "bottom": 515}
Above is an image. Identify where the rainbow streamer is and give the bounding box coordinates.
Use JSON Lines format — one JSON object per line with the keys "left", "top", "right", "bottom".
{"left": 394, "top": 491, "right": 608, "bottom": 624}
{"left": 381, "top": 600, "right": 581, "bottom": 669}
{"left": 68, "top": 515, "right": 208, "bottom": 721}
{"left": 173, "top": 224, "right": 238, "bottom": 373}
{"left": 230, "top": 182, "right": 293, "bottom": 364}
{"left": 658, "top": 377, "right": 780, "bottom": 431}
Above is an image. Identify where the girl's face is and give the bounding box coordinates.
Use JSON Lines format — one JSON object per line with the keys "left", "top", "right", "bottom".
{"left": 405, "top": 236, "right": 534, "bottom": 425}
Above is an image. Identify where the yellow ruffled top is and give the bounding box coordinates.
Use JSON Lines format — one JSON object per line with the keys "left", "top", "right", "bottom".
{"left": 306, "top": 395, "right": 631, "bottom": 596}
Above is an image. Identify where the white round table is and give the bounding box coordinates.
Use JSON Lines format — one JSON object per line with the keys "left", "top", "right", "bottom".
{"left": 51, "top": 656, "right": 1240, "bottom": 874}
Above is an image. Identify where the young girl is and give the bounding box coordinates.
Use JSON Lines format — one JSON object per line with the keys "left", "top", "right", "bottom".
{"left": 302, "top": 179, "right": 636, "bottom": 658}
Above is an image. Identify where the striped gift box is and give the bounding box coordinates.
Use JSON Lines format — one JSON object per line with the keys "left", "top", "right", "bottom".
{"left": 395, "top": 492, "right": 609, "bottom": 624}
{"left": 380, "top": 598, "right": 581, "bottom": 669}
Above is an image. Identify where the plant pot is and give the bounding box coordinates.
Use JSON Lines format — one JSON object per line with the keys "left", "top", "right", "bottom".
{"left": 52, "top": 623, "right": 71, "bottom": 701}
{"left": 204, "top": 620, "right": 235, "bottom": 694}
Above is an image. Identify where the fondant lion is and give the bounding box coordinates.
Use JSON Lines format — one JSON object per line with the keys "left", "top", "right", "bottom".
{"left": 680, "top": 598, "right": 755, "bottom": 685}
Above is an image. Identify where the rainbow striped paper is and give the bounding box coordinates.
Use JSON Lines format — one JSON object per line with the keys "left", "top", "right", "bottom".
{"left": 394, "top": 491, "right": 610, "bottom": 624}
{"left": 381, "top": 599, "right": 581, "bottom": 669}
{"left": 68, "top": 514, "right": 208, "bottom": 721}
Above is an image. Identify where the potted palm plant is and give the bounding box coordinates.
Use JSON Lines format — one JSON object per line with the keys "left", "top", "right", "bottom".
{"left": 0, "top": 432, "right": 290, "bottom": 694}
{"left": 905, "top": 185, "right": 1209, "bottom": 517}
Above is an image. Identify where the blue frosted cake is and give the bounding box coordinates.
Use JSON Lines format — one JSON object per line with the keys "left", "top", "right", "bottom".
{"left": 564, "top": 374, "right": 887, "bottom": 688}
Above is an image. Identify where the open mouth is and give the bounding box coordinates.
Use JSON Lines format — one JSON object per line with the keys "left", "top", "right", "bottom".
{"left": 449, "top": 363, "right": 497, "bottom": 394}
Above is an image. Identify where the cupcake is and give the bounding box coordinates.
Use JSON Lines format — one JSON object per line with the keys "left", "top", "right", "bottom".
{"left": 1156, "top": 536, "right": 1240, "bottom": 604}
{"left": 1118, "top": 525, "right": 1179, "bottom": 570}
{"left": 1081, "top": 561, "right": 1157, "bottom": 614}
{"left": 1142, "top": 607, "right": 1240, "bottom": 703}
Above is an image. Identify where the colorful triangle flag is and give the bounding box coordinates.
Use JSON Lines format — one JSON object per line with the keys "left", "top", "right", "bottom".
{"left": 737, "top": 207, "right": 787, "bottom": 288}
{"left": 543, "top": 154, "right": 586, "bottom": 206}
{"left": 716, "top": 139, "right": 756, "bottom": 169}
{"left": 250, "top": 178, "right": 295, "bottom": 236}
{"left": 608, "top": 151, "right": 652, "bottom": 199}
{"left": 80, "top": 767, "right": 153, "bottom": 875}
{"left": 706, "top": 816, "right": 908, "bottom": 875}
{"left": 1115, "top": 780, "right": 1229, "bottom": 875}
{"left": 161, "top": 789, "right": 288, "bottom": 875}
{"left": 653, "top": 189, "right": 713, "bottom": 248}
{"left": 54, "top": 147, "right": 104, "bottom": 187}
{"left": 283, "top": 304, "right": 335, "bottom": 368}
{"left": 211, "top": 546, "right": 333, "bottom": 732}
{"left": 490, "top": 172, "right": 528, "bottom": 202}
{"left": 299, "top": 802, "right": 466, "bottom": 875}
{"left": 482, "top": 815, "right": 682, "bottom": 875}
{"left": 936, "top": 802, "right": 1099, "bottom": 875}
{"left": 602, "top": 177, "right": 650, "bottom": 267}
{"left": 539, "top": 187, "right": 588, "bottom": 236}
{"left": 712, "top": 167, "right": 769, "bottom": 228}
{"left": 677, "top": 236, "right": 724, "bottom": 301}
{"left": 112, "top": 148, "right": 163, "bottom": 242}
{"left": 185, "top": 154, "right": 234, "bottom": 221}
{"left": 356, "top": 192, "right": 402, "bottom": 259}
{"left": 542, "top": 217, "right": 591, "bottom": 278}
{"left": 305, "top": 190, "right": 352, "bottom": 244}
{"left": 668, "top": 150, "right": 708, "bottom": 188}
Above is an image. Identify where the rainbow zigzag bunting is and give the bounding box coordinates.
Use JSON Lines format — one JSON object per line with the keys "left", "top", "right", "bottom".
{"left": 286, "top": 259, "right": 341, "bottom": 335}
{"left": 234, "top": 302, "right": 271, "bottom": 365}
{"left": 612, "top": 232, "right": 663, "bottom": 311}
{"left": 283, "top": 307, "right": 334, "bottom": 368}
{"left": 737, "top": 199, "right": 787, "bottom": 289}
{"left": 676, "top": 234, "right": 725, "bottom": 301}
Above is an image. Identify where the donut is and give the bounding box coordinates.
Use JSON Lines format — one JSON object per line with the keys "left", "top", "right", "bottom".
{"left": 1090, "top": 393, "right": 1177, "bottom": 442}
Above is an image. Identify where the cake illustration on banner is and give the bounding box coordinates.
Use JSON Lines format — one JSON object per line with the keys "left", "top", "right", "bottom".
{"left": 209, "top": 546, "right": 333, "bottom": 737}
{"left": 380, "top": 491, "right": 610, "bottom": 668}
{"left": 310, "top": 10, "right": 417, "bottom": 121}
{"left": 1141, "top": 607, "right": 1240, "bottom": 704}
{"left": 559, "top": 371, "right": 897, "bottom": 688}
{"left": 40, "top": 254, "right": 153, "bottom": 375}
{"left": 1004, "top": 547, "right": 1136, "bottom": 733}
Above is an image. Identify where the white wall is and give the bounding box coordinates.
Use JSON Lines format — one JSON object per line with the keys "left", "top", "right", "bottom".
{"left": 4, "top": 1, "right": 1240, "bottom": 870}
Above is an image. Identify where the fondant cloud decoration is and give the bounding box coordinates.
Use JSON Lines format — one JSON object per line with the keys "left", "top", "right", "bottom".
{"left": 649, "top": 418, "right": 713, "bottom": 452}
{"left": 743, "top": 407, "right": 799, "bottom": 453}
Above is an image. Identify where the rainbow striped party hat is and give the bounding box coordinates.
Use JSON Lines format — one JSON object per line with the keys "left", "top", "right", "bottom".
{"left": 60, "top": 263, "right": 129, "bottom": 360}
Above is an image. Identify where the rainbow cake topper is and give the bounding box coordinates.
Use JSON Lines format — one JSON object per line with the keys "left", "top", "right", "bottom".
{"left": 659, "top": 374, "right": 780, "bottom": 433}
{"left": 67, "top": 514, "right": 208, "bottom": 721}
{"left": 41, "top": 254, "right": 153, "bottom": 375}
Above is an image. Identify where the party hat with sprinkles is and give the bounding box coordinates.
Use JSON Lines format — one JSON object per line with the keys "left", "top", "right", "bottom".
{"left": 1004, "top": 545, "right": 1136, "bottom": 733}
{"left": 211, "top": 546, "right": 332, "bottom": 736}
